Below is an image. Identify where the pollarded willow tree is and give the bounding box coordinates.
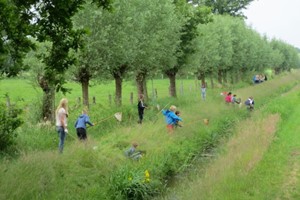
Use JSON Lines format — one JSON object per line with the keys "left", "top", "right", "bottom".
{"left": 162, "top": 0, "right": 212, "bottom": 97}
{"left": 192, "top": 14, "right": 300, "bottom": 87}
{"left": 131, "top": 0, "right": 183, "bottom": 100}
{"left": 190, "top": 17, "right": 221, "bottom": 88}
{"left": 270, "top": 39, "right": 300, "bottom": 74}
{"left": 73, "top": 0, "right": 148, "bottom": 106}
{"left": 192, "top": 15, "right": 235, "bottom": 87}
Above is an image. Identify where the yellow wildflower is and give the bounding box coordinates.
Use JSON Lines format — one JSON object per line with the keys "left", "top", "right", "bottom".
{"left": 145, "top": 170, "right": 150, "bottom": 179}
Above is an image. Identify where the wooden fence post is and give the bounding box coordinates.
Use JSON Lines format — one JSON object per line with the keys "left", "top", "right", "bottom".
{"left": 130, "top": 92, "right": 133, "bottom": 105}
{"left": 108, "top": 94, "right": 112, "bottom": 105}
{"left": 5, "top": 94, "right": 11, "bottom": 108}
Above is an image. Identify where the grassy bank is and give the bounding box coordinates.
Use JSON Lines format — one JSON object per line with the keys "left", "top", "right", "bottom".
{"left": 0, "top": 71, "right": 300, "bottom": 199}
{"left": 159, "top": 82, "right": 300, "bottom": 199}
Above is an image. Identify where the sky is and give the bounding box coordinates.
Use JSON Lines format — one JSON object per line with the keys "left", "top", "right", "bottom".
{"left": 243, "top": 0, "right": 300, "bottom": 49}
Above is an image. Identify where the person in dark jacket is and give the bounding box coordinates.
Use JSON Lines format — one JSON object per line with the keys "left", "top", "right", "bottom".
{"left": 137, "top": 94, "right": 147, "bottom": 124}
{"left": 74, "top": 109, "right": 94, "bottom": 140}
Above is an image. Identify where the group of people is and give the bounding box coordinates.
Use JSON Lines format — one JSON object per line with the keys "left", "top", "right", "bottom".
{"left": 56, "top": 89, "right": 254, "bottom": 154}
{"left": 126, "top": 101, "right": 183, "bottom": 161}
{"left": 137, "top": 94, "right": 183, "bottom": 132}
{"left": 223, "top": 92, "right": 255, "bottom": 110}
{"left": 253, "top": 74, "right": 267, "bottom": 84}
{"left": 55, "top": 98, "right": 94, "bottom": 153}
{"left": 223, "top": 92, "right": 241, "bottom": 105}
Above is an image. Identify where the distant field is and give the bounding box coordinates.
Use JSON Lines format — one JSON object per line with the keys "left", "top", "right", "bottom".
{"left": 0, "top": 78, "right": 201, "bottom": 107}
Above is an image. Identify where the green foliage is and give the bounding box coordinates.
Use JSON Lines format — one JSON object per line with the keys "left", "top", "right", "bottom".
{"left": 0, "top": 103, "right": 23, "bottom": 151}
{"left": 1, "top": 72, "right": 300, "bottom": 199}
{"left": 109, "top": 166, "right": 161, "bottom": 200}
{"left": 200, "top": 0, "right": 254, "bottom": 17}
{"left": 0, "top": 0, "right": 35, "bottom": 76}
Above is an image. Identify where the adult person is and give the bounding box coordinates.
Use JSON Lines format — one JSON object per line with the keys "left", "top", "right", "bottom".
{"left": 55, "top": 98, "right": 69, "bottom": 153}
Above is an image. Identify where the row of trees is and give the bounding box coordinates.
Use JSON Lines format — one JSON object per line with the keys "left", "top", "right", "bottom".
{"left": 1, "top": 0, "right": 300, "bottom": 122}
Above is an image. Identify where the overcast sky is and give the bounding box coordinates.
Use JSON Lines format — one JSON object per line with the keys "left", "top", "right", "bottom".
{"left": 243, "top": 0, "right": 300, "bottom": 48}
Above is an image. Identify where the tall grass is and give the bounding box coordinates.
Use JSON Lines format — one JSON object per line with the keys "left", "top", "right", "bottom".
{"left": 0, "top": 71, "right": 300, "bottom": 199}
{"left": 159, "top": 76, "right": 300, "bottom": 200}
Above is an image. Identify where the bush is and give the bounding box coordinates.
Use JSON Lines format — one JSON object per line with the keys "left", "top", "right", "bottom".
{"left": 0, "top": 103, "right": 23, "bottom": 151}
{"left": 109, "top": 165, "right": 161, "bottom": 200}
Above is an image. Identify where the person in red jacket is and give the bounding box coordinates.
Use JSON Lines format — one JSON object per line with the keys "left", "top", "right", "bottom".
{"left": 225, "top": 92, "right": 232, "bottom": 103}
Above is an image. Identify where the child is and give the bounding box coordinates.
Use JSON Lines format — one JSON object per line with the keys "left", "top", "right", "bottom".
{"left": 74, "top": 109, "right": 94, "bottom": 140}
{"left": 137, "top": 94, "right": 146, "bottom": 124}
{"left": 201, "top": 84, "right": 206, "bottom": 100}
{"left": 162, "top": 105, "right": 183, "bottom": 133}
{"left": 175, "top": 110, "right": 183, "bottom": 127}
{"left": 231, "top": 94, "right": 241, "bottom": 104}
{"left": 124, "top": 142, "right": 144, "bottom": 161}
{"left": 225, "top": 92, "right": 232, "bottom": 103}
{"left": 244, "top": 96, "right": 254, "bottom": 111}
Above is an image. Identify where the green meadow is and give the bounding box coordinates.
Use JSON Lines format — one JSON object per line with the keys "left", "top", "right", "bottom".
{"left": 1, "top": 71, "right": 300, "bottom": 199}
{"left": 160, "top": 79, "right": 300, "bottom": 200}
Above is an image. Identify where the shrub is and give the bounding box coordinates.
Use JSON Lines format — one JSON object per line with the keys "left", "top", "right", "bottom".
{"left": 109, "top": 166, "right": 161, "bottom": 200}
{"left": 0, "top": 103, "right": 23, "bottom": 151}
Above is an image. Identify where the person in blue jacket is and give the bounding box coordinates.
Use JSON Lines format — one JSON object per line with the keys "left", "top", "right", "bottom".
{"left": 162, "top": 105, "right": 183, "bottom": 133}
{"left": 75, "top": 109, "right": 94, "bottom": 140}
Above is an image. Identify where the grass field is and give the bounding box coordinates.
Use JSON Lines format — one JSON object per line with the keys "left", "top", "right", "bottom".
{"left": 159, "top": 78, "right": 300, "bottom": 199}
{"left": 1, "top": 71, "right": 300, "bottom": 199}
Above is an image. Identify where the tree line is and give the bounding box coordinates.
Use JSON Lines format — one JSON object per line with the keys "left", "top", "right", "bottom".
{"left": 1, "top": 0, "right": 300, "bottom": 122}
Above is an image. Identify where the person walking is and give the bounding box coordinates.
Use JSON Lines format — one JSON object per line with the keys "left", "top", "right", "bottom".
{"left": 55, "top": 98, "right": 69, "bottom": 153}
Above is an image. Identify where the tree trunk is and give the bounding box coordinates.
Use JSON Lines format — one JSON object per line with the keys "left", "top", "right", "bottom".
{"left": 223, "top": 70, "right": 227, "bottom": 84}
{"left": 167, "top": 73, "right": 177, "bottom": 98}
{"left": 42, "top": 88, "right": 55, "bottom": 122}
{"left": 217, "top": 69, "right": 222, "bottom": 84}
{"left": 210, "top": 74, "right": 214, "bottom": 89}
{"left": 114, "top": 74, "right": 123, "bottom": 106}
{"left": 142, "top": 78, "right": 148, "bottom": 101}
{"left": 196, "top": 70, "right": 206, "bottom": 87}
{"left": 38, "top": 75, "right": 55, "bottom": 122}
{"left": 201, "top": 75, "right": 206, "bottom": 86}
{"left": 82, "top": 78, "right": 89, "bottom": 108}
{"left": 136, "top": 72, "right": 147, "bottom": 100}
{"left": 230, "top": 72, "right": 234, "bottom": 84}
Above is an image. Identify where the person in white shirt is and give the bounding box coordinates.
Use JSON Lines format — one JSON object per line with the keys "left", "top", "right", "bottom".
{"left": 55, "top": 98, "right": 69, "bottom": 153}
